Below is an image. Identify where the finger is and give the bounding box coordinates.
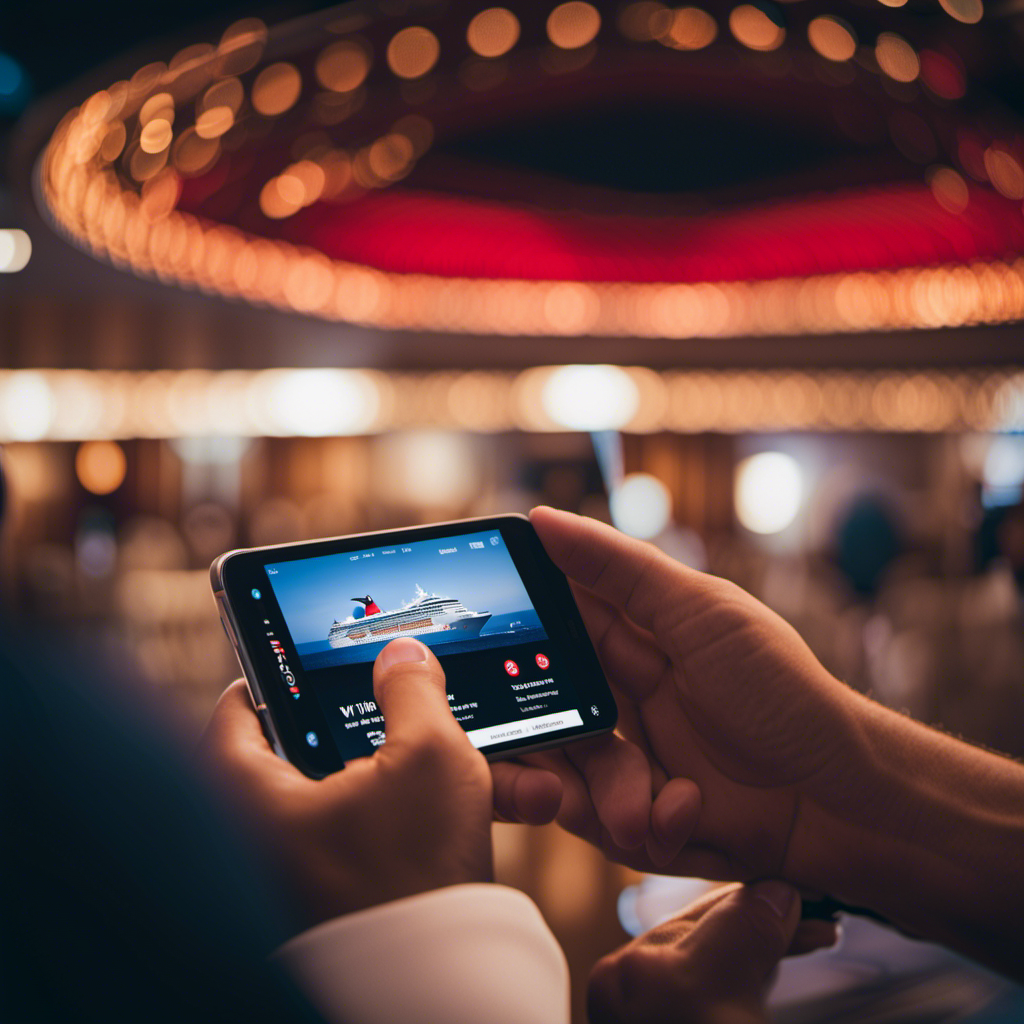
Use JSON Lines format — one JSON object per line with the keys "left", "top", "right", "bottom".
{"left": 515, "top": 747, "right": 684, "bottom": 871}
{"left": 570, "top": 584, "right": 670, "bottom": 704}
{"left": 681, "top": 881, "right": 802, "bottom": 992}
{"left": 199, "top": 679, "right": 279, "bottom": 763}
{"left": 646, "top": 778, "right": 701, "bottom": 867}
{"left": 787, "top": 919, "right": 840, "bottom": 957}
{"left": 518, "top": 749, "right": 668, "bottom": 869}
{"left": 372, "top": 638, "right": 465, "bottom": 750}
{"left": 565, "top": 734, "right": 653, "bottom": 850}
{"left": 530, "top": 505, "right": 710, "bottom": 636}
{"left": 490, "top": 761, "right": 563, "bottom": 824}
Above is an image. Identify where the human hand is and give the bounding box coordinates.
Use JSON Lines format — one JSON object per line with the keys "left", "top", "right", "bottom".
{"left": 200, "top": 637, "right": 494, "bottom": 929}
{"left": 588, "top": 882, "right": 837, "bottom": 1024}
{"left": 499, "top": 506, "right": 872, "bottom": 888}
{"left": 496, "top": 508, "right": 1024, "bottom": 979}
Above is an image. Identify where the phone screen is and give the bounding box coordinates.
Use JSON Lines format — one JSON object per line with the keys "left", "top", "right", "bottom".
{"left": 217, "top": 517, "right": 616, "bottom": 774}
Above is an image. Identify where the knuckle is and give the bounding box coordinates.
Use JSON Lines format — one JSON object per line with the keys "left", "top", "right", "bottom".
{"left": 735, "top": 897, "right": 791, "bottom": 960}
{"left": 587, "top": 955, "right": 626, "bottom": 1024}
{"left": 613, "top": 946, "right": 659, "bottom": 1000}
{"left": 589, "top": 945, "right": 693, "bottom": 1024}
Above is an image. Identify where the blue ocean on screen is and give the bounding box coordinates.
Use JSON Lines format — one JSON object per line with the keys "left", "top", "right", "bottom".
{"left": 296, "top": 609, "right": 547, "bottom": 670}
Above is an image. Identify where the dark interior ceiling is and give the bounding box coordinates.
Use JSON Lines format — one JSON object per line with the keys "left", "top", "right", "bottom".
{"left": 5, "top": 0, "right": 1024, "bottom": 194}
{"left": 3, "top": 1, "right": 1024, "bottom": 370}
{"left": 441, "top": 103, "right": 874, "bottom": 194}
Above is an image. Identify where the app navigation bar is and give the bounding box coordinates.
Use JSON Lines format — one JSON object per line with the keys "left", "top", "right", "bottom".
{"left": 465, "top": 709, "right": 584, "bottom": 750}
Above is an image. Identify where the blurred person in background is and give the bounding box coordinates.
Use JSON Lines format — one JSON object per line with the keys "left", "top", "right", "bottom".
{"left": 978, "top": 497, "right": 1024, "bottom": 595}
{"left": 833, "top": 493, "right": 904, "bottom": 600}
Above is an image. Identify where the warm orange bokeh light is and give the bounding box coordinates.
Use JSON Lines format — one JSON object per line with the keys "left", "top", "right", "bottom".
{"left": 218, "top": 18, "right": 268, "bottom": 76}
{"left": 252, "top": 62, "right": 302, "bottom": 115}
{"left": 367, "top": 134, "right": 415, "bottom": 182}
{"left": 260, "top": 179, "right": 297, "bottom": 219}
{"left": 285, "top": 160, "right": 327, "bottom": 204}
{"left": 139, "top": 92, "right": 174, "bottom": 126}
{"left": 200, "top": 77, "right": 244, "bottom": 115}
{"left": 983, "top": 148, "right": 1024, "bottom": 201}
{"left": 0, "top": 368, "right": 1017, "bottom": 441}
{"left": 100, "top": 122, "right": 127, "bottom": 162}
{"left": 195, "top": 106, "right": 234, "bottom": 139}
{"left": 664, "top": 8, "right": 718, "bottom": 50}
{"left": 547, "top": 2, "right": 602, "bottom": 50}
{"left": 938, "top": 0, "right": 983, "bottom": 23}
{"left": 172, "top": 128, "right": 220, "bottom": 176}
{"left": 807, "top": 16, "right": 856, "bottom": 62}
{"left": 467, "top": 8, "right": 521, "bottom": 57}
{"left": 729, "top": 6, "right": 784, "bottom": 52}
{"left": 875, "top": 33, "right": 920, "bottom": 83}
{"left": 316, "top": 40, "right": 372, "bottom": 92}
{"left": 386, "top": 26, "right": 441, "bottom": 79}
{"left": 76, "top": 440, "right": 127, "bottom": 495}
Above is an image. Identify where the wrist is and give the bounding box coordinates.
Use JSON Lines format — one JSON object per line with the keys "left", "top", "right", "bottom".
{"left": 786, "top": 693, "right": 1024, "bottom": 977}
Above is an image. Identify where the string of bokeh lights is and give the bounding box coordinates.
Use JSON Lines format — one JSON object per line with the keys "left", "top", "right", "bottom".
{"left": 0, "top": 366, "right": 1020, "bottom": 442}
{"left": 37, "top": 2, "right": 1024, "bottom": 337}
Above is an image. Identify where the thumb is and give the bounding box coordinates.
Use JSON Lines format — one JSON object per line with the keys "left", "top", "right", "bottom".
{"left": 372, "top": 638, "right": 463, "bottom": 750}
{"left": 683, "top": 881, "right": 801, "bottom": 994}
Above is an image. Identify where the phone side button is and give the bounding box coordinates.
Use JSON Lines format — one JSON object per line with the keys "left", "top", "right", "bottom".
{"left": 216, "top": 599, "right": 239, "bottom": 650}
{"left": 253, "top": 703, "right": 276, "bottom": 748}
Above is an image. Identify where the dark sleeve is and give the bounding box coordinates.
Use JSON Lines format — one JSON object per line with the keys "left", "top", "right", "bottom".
{"left": 0, "top": 628, "right": 327, "bottom": 1024}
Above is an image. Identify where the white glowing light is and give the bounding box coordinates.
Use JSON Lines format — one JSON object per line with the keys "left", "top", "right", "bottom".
{"left": 610, "top": 473, "right": 672, "bottom": 539}
{"left": 170, "top": 436, "right": 252, "bottom": 465}
{"left": 255, "top": 369, "right": 380, "bottom": 436}
{"left": 541, "top": 365, "right": 640, "bottom": 431}
{"left": 0, "top": 372, "right": 54, "bottom": 441}
{"left": 50, "top": 372, "right": 109, "bottom": 439}
{"left": 735, "top": 452, "right": 803, "bottom": 534}
{"left": 0, "top": 229, "right": 31, "bottom": 272}
{"left": 983, "top": 435, "right": 1024, "bottom": 491}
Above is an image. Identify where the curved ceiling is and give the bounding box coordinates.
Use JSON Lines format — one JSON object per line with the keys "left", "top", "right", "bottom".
{"left": 33, "top": 0, "right": 1024, "bottom": 339}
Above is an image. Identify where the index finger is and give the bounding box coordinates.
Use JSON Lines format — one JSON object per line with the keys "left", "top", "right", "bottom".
{"left": 200, "top": 679, "right": 281, "bottom": 764}
{"left": 529, "top": 506, "right": 708, "bottom": 636}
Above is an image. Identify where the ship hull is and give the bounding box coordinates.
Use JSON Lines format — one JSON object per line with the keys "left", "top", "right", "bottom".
{"left": 328, "top": 610, "right": 491, "bottom": 649}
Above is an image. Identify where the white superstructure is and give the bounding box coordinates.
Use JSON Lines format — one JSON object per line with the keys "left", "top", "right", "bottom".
{"left": 328, "top": 585, "right": 491, "bottom": 648}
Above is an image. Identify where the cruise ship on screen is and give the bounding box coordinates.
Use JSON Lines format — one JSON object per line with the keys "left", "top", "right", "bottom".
{"left": 327, "top": 585, "right": 491, "bottom": 648}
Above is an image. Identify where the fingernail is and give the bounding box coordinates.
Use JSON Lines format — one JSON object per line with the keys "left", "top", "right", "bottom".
{"left": 377, "top": 637, "right": 429, "bottom": 671}
{"left": 752, "top": 881, "right": 797, "bottom": 919}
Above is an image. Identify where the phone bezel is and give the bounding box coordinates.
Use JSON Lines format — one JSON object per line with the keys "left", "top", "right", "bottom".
{"left": 211, "top": 514, "right": 617, "bottom": 776}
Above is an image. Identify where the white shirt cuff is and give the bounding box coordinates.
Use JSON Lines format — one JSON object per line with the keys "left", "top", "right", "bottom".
{"left": 273, "top": 883, "right": 570, "bottom": 1024}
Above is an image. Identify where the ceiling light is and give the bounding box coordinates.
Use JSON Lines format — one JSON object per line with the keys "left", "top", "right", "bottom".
{"left": 610, "top": 473, "right": 672, "bottom": 538}
{"left": 735, "top": 452, "right": 803, "bottom": 534}
{"left": 541, "top": 365, "right": 640, "bottom": 431}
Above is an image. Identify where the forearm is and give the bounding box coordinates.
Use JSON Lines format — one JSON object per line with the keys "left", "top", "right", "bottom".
{"left": 790, "top": 695, "right": 1024, "bottom": 978}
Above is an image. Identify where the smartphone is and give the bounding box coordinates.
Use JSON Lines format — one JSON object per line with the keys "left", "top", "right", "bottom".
{"left": 211, "top": 514, "right": 617, "bottom": 777}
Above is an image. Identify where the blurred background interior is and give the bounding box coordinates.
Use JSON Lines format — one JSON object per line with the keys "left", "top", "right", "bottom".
{"left": 1, "top": 0, "right": 1023, "bottom": 1020}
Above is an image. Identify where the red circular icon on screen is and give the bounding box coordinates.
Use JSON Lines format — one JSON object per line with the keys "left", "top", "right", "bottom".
{"left": 504, "top": 659, "right": 519, "bottom": 676}
{"left": 535, "top": 653, "right": 550, "bottom": 669}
